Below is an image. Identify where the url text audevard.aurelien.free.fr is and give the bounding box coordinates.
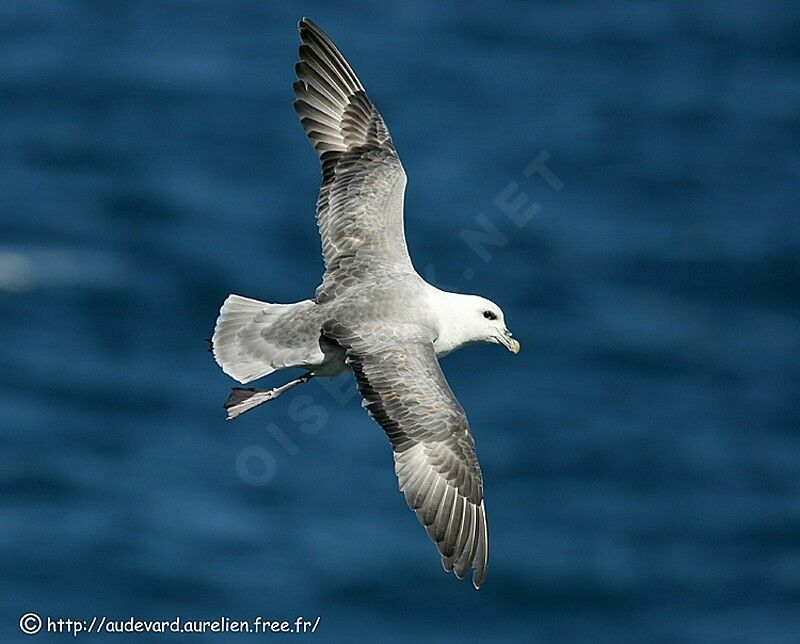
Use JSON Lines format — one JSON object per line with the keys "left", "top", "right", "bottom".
{"left": 18, "top": 613, "right": 321, "bottom": 637}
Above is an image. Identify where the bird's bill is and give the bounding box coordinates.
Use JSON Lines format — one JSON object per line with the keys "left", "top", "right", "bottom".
{"left": 496, "top": 330, "right": 520, "bottom": 354}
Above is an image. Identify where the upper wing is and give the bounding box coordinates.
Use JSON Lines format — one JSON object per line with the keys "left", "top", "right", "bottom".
{"left": 327, "top": 322, "right": 489, "bottom": 588}
{"left": 293, "top": 18, "right": 412, "bottom": 303}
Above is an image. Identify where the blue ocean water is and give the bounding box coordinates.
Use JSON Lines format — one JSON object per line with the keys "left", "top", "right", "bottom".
{"left": 1, "top": 1, "right": 799, "bottom": 641}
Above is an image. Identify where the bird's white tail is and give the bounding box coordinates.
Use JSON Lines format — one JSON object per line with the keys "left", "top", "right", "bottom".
{"left": 211, "top": 294, "right": 322, "bottom": 384}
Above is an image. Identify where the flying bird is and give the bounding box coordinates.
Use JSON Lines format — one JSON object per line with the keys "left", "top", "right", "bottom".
{"left": 210, "top": 18, "right": 519, "bottom": 589}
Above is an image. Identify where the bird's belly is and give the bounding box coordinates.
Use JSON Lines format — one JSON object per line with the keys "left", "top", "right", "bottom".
{"left": 311, "top": 341, "right": 348, "bottom": 376}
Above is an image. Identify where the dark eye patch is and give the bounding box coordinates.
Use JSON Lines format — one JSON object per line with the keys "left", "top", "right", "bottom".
{"left": 483, "top": 310, "right": 497, "bottom": 320}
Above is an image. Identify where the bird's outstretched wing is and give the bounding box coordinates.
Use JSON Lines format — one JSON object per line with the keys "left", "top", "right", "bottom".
{"left": 325, "top": 322, "right": 489, "bottom": 588}
{"left": 293, "top": 18, "right": 412, "bottom": 303}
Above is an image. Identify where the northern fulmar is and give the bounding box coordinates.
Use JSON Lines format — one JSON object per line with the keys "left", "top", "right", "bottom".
{"left": 210, "top": 18, "right": 520, "bottom": 589}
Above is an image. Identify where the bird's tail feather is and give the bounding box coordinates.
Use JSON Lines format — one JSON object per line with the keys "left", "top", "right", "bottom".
{"left": 211, "top": 294, "right": 320, "bottom": 384}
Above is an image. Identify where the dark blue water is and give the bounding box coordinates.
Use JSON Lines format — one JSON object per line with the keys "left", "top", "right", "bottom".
{"left": 2, "top": 1, "right": 799, "bottom": 641}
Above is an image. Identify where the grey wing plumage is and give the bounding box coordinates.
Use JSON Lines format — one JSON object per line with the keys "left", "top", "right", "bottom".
{"left": 293, "top": 18, "right": 412, "bottom": 303}
{"left": 326, "top": 323, "right": 489, "bottom": 588}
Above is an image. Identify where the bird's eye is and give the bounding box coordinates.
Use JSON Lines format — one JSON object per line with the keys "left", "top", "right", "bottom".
{"left": 483, "top": 310, "right": 497, "bottom": 320}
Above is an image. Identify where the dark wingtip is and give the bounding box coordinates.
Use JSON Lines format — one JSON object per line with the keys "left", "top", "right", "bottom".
{"left": 299, "top": 17, "right": 326, "bottom": 40}
{"left": 205, "top": 336, "right": 213, "bottom": 353}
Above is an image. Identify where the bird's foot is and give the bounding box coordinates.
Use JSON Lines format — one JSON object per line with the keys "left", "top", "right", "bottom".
{"left": 224, "top": 373, "right": 313, "bottom": 420}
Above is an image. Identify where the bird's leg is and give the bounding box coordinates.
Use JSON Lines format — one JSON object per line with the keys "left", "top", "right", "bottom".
{"left": 225, "top": 372, "right": 313, "bottom": 420}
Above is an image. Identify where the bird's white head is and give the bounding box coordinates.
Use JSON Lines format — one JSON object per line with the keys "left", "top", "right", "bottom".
{"left": 433, "top": 292, "right": 520, "bottom": 355}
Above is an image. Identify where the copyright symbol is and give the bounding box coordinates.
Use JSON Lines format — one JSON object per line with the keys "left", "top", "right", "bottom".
{"left": 19, "top": 613, "right": 42, "bottom": 635}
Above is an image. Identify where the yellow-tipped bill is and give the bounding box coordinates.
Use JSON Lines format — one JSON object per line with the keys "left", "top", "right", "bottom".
{"left": 498, "top": 331, "right": 520, "bottom": 354}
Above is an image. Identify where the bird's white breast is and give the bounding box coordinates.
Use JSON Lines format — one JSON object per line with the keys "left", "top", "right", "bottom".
{"left": 433, "top": 327, "right": 467, "bottom": 357}
{"left": 427, "top": 287, "right": 476, "bottom": 357}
